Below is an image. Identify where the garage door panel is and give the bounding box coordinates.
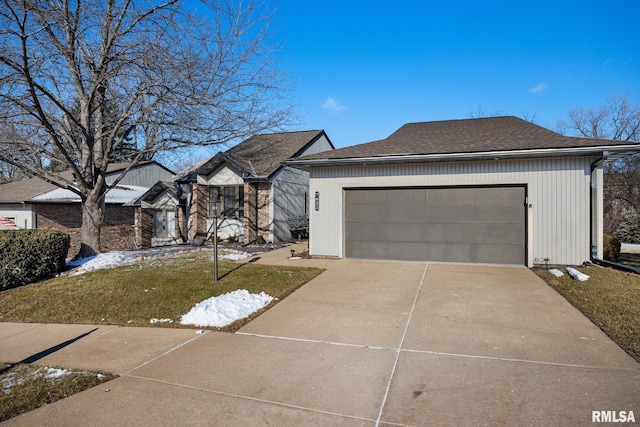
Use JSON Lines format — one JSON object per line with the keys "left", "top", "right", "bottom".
{"left": 345, "top": 190, "right": 380, "bottom": 204}
{"left": 345, "top": 186, "right": 526, "bottom": 265}
{"left": 427, "top": 188, "right": 476, "bottom": 205}
{"left": 347, "top": 222, "right": 524, "bottom": 245}
{"left": 472, "top": 205, "right": 524, "bottom": 223}
{"left": 475, "top": 186, "right": 524, "bottom": 204}
{"left": 345, "top": 203, "right": 387, "bottom": 222}
{"left": 390, "top": 189, "right": 428, "bottom": 204}
{"left": 423, "top": 205, "right": 477, "bottom": 223}
{"left": 387, "top": 204, "right": 431, "bottom": 222}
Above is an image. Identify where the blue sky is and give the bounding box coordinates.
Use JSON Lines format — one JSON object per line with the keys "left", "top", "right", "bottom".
{"left": 273, "top": 0, "right": 640, "bottom": 149}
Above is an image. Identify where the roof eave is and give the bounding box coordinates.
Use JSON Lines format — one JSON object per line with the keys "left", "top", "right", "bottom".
{"left": 285, "top": 145, "right": 640, "bottom": 170}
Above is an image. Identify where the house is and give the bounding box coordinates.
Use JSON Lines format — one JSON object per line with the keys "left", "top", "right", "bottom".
{"left": 0, "top": 161, "right": 175, "bottom": 255}
{"left": 286, "top": 117, "right": 640, "bottom": 267}
{"left": 135, "top": 130, "right": 334, "bottom": 246}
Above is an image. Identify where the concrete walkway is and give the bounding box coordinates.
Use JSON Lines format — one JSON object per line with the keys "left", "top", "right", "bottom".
{"left": 1, "top": 249, "right": 639, "bottom": 426}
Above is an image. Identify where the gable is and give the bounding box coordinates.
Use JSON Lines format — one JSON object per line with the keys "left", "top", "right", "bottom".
{"left": 149, "top": 191, "right": 179, "bottom": 209}
{"left": 198, "top": 165, "right": 244, "bottom": 186}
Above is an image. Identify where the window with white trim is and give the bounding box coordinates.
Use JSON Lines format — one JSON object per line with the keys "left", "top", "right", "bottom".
{"left": 153, "top": 209, "right": 177, "bottom": 238}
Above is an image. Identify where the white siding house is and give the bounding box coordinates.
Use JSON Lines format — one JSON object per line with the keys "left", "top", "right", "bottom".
{"left": 288, "top": 117, "right": 640, "bottom": 267}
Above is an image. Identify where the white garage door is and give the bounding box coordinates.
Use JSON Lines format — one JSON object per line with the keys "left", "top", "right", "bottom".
{"left": 344, "top": 186, "right": 526, "bottom": 264}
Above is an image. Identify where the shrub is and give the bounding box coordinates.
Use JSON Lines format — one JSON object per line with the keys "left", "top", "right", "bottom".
{"left": 615, "top": 210, "right": 640, "bottom": 244}
{"left": 0, "top": 230, "right": 70, "bottom": 289}
{"left": 287, "top": 215, "right": 309, "bottom": 239}
{"left": 603, "top": 234, "right": 621, "bottom": 262}
{"left": 226, "top": 234, "right": 237, "bottom": 244}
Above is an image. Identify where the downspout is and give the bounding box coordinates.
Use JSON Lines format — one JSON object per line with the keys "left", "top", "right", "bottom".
{"left": 589, "top": 151, "right": 608, "bottom": 262}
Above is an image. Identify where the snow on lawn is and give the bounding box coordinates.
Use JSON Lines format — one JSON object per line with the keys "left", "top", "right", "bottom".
{"left": 1, "top": 366, "right": 104, "bottom": 394}
{"left": 566, "top": 267, "right": 590, "bottom": 281}
{"left": 548, "top": 268, "right": 564, "bottom": 278}
{"left": 66, "top": 249, "right": 252, "bottom": 275}
{"left": 67, "top": 251, "right": 138, "bottom": 273}
{"left": 64, "top": 249, "right": 269, "bottom": 327}
{"left": 219, "top": 252, "right": 251, "bottom": 261}
{"left": 180, "top": 290, "right": 275, "bottom": 328}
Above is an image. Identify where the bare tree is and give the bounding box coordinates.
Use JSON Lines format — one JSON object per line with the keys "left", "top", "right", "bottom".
{"left": 0, "top": 0, "right": 295, "bottom": 256}
{"left": 557, "top": 93, "right": 640, "bottom": 141}
{"left": 0, "top": 124, "right": 32, "bottom": 182}
{"left": 468, "top": 104, "right": 504, "bottom": 119}
{"left": 557, "top": 93, "right": 640, "bottom": 235}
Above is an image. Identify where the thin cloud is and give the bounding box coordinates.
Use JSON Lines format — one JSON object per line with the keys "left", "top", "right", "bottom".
{"left": 529, "top": 82, "right": 549, "bottom": 94}
{"left": 321, "top": 96, "right": 347, "bottom": 114}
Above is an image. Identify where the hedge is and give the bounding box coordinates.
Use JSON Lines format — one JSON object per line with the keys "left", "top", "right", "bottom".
{"left": 603, "top": 234, "right": 621, "bottom": 262}
{"left": 0, "top": 229, "right": 70, "bottom": 289}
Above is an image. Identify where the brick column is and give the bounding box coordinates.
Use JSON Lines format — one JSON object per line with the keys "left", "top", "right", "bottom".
{"left": 189, "top": 183, "right": 208, "bottom": 240}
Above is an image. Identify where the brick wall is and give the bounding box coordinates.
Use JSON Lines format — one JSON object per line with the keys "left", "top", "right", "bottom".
{"left": 137, "top": 207, "right": 153, "bottom": 248}
{"left": 243, "top": 182, "right": 272, "bottom": 244}
{"left": 189, "top": 184, "right": 208, "bottom": 240}
{"left": 36, "top": 203, "right": 136, "bottom": 257}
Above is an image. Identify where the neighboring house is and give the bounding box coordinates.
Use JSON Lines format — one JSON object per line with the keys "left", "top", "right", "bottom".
{"left": 0, "top": 161, "right": 175, "bottom": 255}
{"left": 287, "top": 116, "right": 640, "bottom": 267}
{"left": 134, "top": 130, "right": 334, "bottom": 246}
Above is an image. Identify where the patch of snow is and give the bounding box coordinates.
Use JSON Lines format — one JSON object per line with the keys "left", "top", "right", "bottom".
{"left": 219, "top": 252, "right": 251, "bottom": 261}
{"left": 180, "top": 290, "right": 275, "bottom": 328}
{"left": 548, "top": 269, "right": 564, "bottom": 278}
{"left": 566, "top": 267, "right": 589, "bottom": 282}
{"left": 43, "top": 368, "right": 72, "bottom": 379}
{"left": 2, "top": 366, "right": 102, "bottom": 395}
{"left": 67, "top": 251, "right": 138, "bottom": 273}
{"left": 1, "top": 372, "right": 19, "bottom": 394}
{"left": 150, "top": 318, "right": 173, "bottom": 324}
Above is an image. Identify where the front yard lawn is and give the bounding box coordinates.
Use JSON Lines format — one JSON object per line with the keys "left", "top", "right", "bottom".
{"left": 536, "top": 266, "right": 640, "bottom": 363}
{"left": 0, "top": 251, "right": 323, "bottom": 332}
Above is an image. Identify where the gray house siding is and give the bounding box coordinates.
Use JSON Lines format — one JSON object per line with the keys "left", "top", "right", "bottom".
{"left": 309, "top": 156, "right": 599, "bottom": 267}
{"left": 106, "top": 162, "right": 174, "bottom": 187}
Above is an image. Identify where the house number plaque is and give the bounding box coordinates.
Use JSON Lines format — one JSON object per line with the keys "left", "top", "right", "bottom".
{"left": 315, "top": 191, "right": 320, "bottom": 211}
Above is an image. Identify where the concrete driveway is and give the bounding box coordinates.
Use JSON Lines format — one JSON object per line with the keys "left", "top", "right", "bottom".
{"left": 2, "top": 258, "right": 639, "bottom": 426}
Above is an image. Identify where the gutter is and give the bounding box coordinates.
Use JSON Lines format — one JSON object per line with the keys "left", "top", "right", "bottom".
{"left": 589, "top": 151, "right": 608, "bottom": 262}
{"left": 285, "top": 144, "right": 640, "bottom": 169}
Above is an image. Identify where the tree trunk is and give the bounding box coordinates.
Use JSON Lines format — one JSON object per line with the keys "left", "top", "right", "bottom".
{"left": 78, "top": 190, "right": 105, "bottom": 258}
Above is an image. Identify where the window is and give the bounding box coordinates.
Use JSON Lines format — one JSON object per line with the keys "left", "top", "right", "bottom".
{"left": 153, "top": 209, "right": 176, "bottom": 238}
{"left": 209, "top": 185, "right": 244, "bottom": 218}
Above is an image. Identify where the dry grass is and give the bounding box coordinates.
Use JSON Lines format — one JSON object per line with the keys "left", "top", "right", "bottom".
{"left": 0, "top": 363, "right": 116, "bottom": 422}
{"left": 0, "top": 251, "right": 324, "bottom": 331}
{"left": 536, "top": 266, "right": 640, "bottom": 362}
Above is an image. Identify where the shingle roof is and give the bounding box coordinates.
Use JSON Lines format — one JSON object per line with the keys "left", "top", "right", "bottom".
{"left": 296, "top": 116, "right": 637, "bottom": 161}
{"left": 177, "top": 130, "right": 328, "bottom": 182}
{"left": 225, "top": 130, "right": 326, "bottom": 177}
{"left": 0, "top": 177, "right": 56, "bottom": 203}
